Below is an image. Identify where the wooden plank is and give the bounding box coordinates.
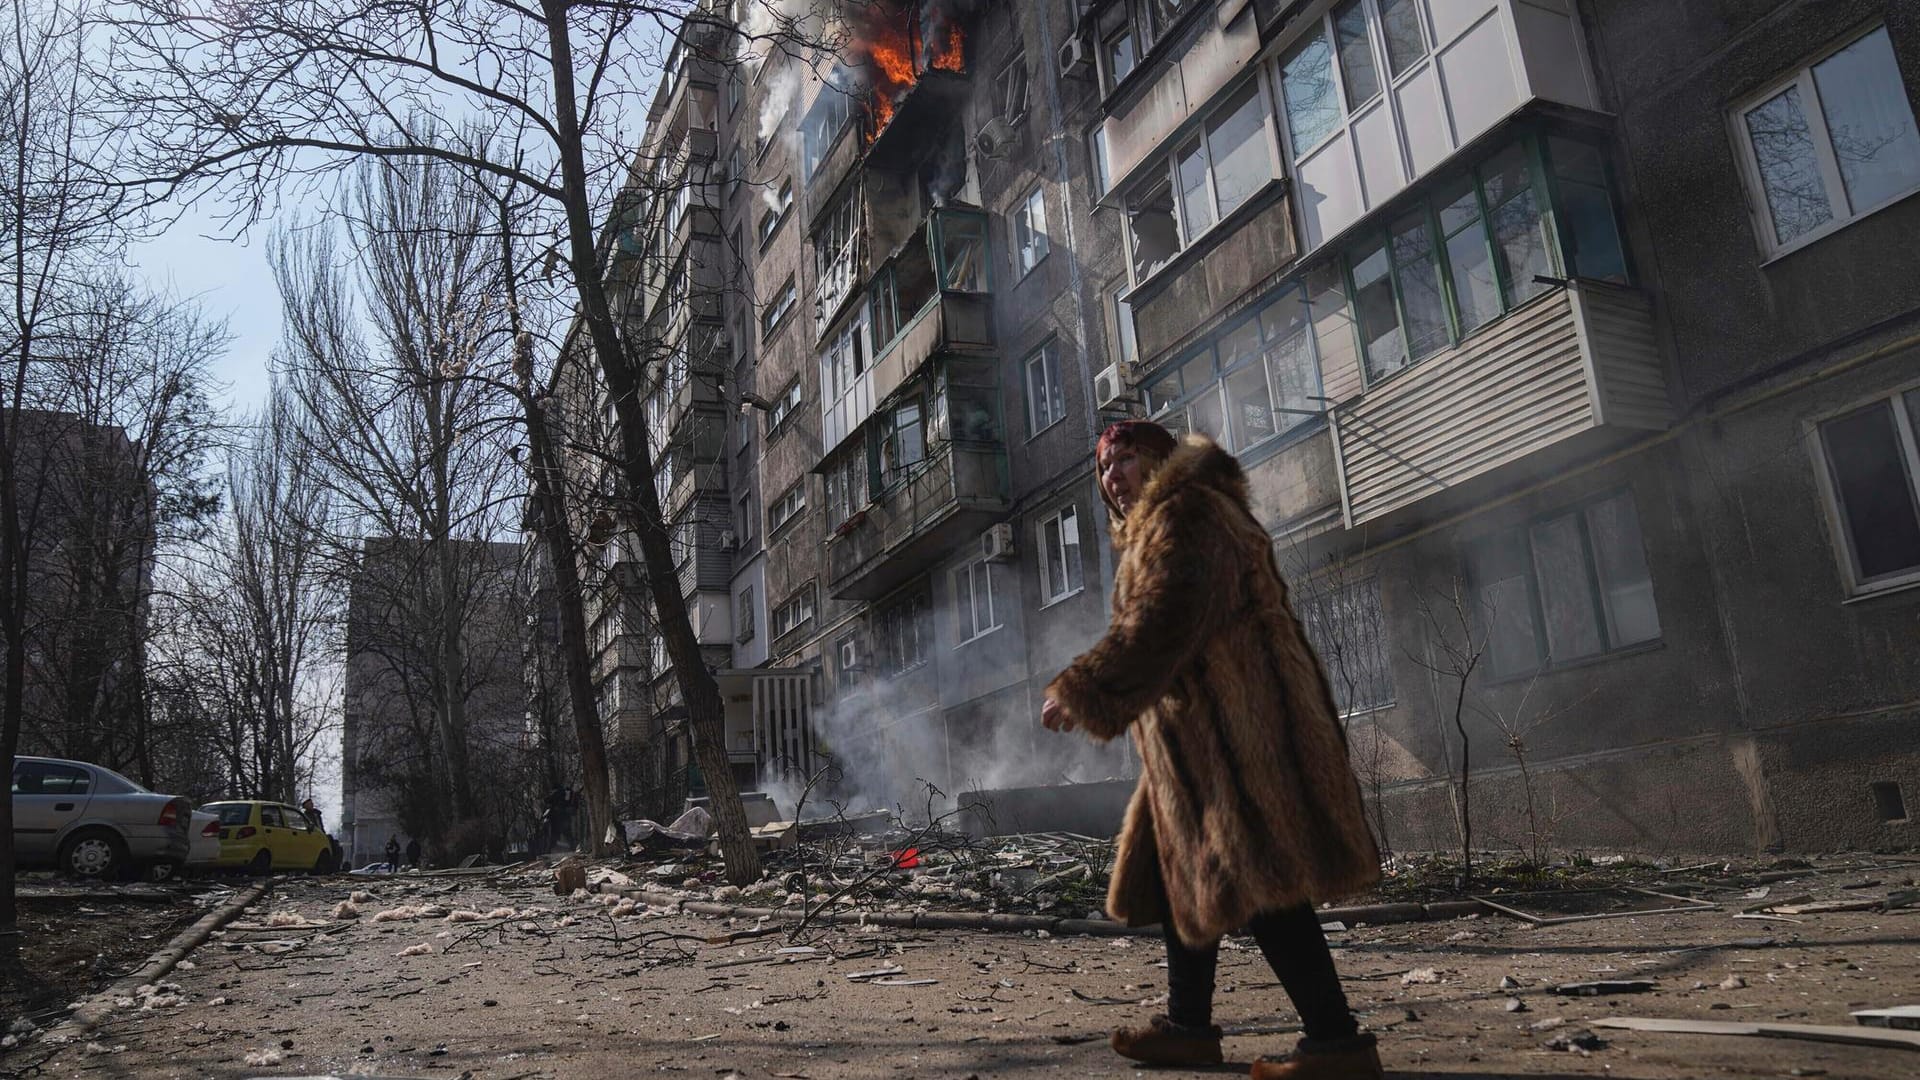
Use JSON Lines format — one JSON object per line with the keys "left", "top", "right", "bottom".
{"left": 1592, "top": 1016, "right": 1920, "bottom": 1052}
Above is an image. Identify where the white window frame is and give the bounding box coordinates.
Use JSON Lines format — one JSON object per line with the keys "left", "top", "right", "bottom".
{"left": 772, "top": 585, "right": 815, "bottom": 639}
{"left": 950, "top": 555, "right": 1002, "bottom": 646}
{"left": 1037, "top": 504, "right": 1085, "bottom": 606}
{"left": 1807, "top": 383, "right": 1920, "bottom": 598}
{"left": 735, "top": 584, "right": 756, "bottom": 643}
{"left": 1089, "top": 126, "right": 1112, "bottom": 198}
{"left": 1012, "top": 185, "right": 1050, "bottom": 278}
{"left": 1728, "top": 23, "right": 1920, "bottom": 259}
{"left": 767, "top": 479, "right": 807, "bottom": 534}
{"left": 1023, "top": 341, "right": 1064, "bottom": 437}
{"left": 762, "top": 276, "right": 797, "bottom": 336}
{"left": 757, "top": 178, "right": 793, "bottom": 246}
{"left": 766, "top": 376, "right": 803, "bottom": 433}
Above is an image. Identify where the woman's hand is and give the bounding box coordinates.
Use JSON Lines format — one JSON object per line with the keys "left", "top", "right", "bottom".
{"left": 1041, "top": 696, "right": 1076, "bottom": 733}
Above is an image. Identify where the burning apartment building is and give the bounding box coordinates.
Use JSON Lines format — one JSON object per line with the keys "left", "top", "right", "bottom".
{"left": 561, "top": 0, "right": 1920, "bottom": 853}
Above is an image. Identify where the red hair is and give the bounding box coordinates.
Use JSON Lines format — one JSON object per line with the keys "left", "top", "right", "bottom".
{"left": 1096, "top": 420, "right": 1178, "bottom": 465}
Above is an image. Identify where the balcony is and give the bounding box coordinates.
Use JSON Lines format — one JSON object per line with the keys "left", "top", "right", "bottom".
{"left": 1330, "top": 281, "right": 1670, "bottom": 528}
{"left": 665, "top": 461, "right": 725, "bottom": 519}
{"left": 663, "top": 374, "right": 725, "bottom": 452}
{"left": 826, "top": 442, "right": 1008, "bottom": 601}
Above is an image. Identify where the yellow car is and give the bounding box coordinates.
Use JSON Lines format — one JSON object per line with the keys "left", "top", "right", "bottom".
{"left": 202, "top": 800, "right": 337, "bottom": 874}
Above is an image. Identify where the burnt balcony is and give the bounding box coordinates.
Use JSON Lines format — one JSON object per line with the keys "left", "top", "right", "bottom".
{"left": 1331, "top": 280, "right": 1671, "bottom": 527}
{"left": 826, "top": 441, "right": 1007, "bottom": 601}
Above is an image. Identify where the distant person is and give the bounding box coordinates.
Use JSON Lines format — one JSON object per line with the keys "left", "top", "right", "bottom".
{"left": 1042, "top": 421, "right": 1383, "bottom": 1079}
{"left": 384, "top": 834, "right": 401, "bottom": 870}
{"left": 404, "top": 837, "right": 422, "bottom": 870}
{"left": 544, "top": 784, "right": 575, "bottom": 851}
{"left": 301, "top": 798, "right": 324, "bottom": 831}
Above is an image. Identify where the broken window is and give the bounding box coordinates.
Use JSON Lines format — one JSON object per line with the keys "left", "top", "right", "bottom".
{"left": 801, "top": 81, "right": 854, "bottom": 181}
{"left": 1818, "top": 391, "right": 1920, "bottom": 591}
{"left": 1038, "top": 504, "right": 1085, "bottom": 604}
{"left": 1012, "top": 186, "right": 1049, "bottom": 276}
{"left": 1024, "top": 341, "right": 1064, "bottom": 435}
{"left": 999, "top": 52, "right": 1029, "bottom": 124}
{"left": 878, "top": 589, "right": 931, "bottom": 675}
{"left": 1143, "top": 281, "right": 1324, "bottom": 453}
{"left": 877, "top": 396, "right": 927, "bottom": 487}
{"left": 813, "top": 188, "right": 860, "bottom": 329}
{"left": 1123, "top": 174, "right": 1178, "bottom": 281}
{"left": 1299, "top": 577, "right": 1394, "bottom": 715}
{"left": 1468, "top": 491, "right": 1661, "bottom": 679}
{"left": 936, "top": 211, "right": 988, "bottom": 292}
{"left": 824, "top": 435, "right": 868, "bottom": 531}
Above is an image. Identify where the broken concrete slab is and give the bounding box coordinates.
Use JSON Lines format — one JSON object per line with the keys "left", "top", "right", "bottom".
{"left": 1592, "top": 1016, "right": 1920, "bottom": 1052}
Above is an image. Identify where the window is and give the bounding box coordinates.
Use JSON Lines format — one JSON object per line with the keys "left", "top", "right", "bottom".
{"left": 1038, "top": 505, "right": 1085, "bottom": 604}
{"left": 1013, "top": 186, "right": 1049, "bottom": 276}
{"left": 1341, "top": 137, "right": 1584, "bottom": 385}
{"left": 1468, "top": 491, "right": 1661, "bottom": 679}
{"left": 767, "top": 378, "right": 803, "bottom": 432}
{"left": 768, "top": 479, "right": 807, "bottom": 534}
{"left": 1734, "top": 25, "right": 1920, "bottom": 255}
{"left": 1118, "top": 77, "right": 1278, "bottom": 282}
{"left": 998, "top": 52, "right": 1030, "bottom": 124}
{"left": 1024, "top": 342, "right": 1065, "bottom": 435}
{"left": 736, "top": 488, "right": 756, "bottom": 547}
{"left": 1143, "top": 281, "right": 1325, "bottom": 451}
{"left": 877, "top": 397, "right": 926, "bottom": 486}
{"left": 814, "top": 189, "right": 859, "bottom": 328}
{"left": 726, "top": 147, "right": 743, "bottom": 202}
{"left": 735, "top": 585, "right": 756, "bottom": 643}
{"left": 878, "top": 590, "right": 931, "bottom": 675}
{"left": 761, "top": 275, "right": 797, "bottom": 336}
{"left": 1101, "top": 19, "right": 1137, "bottom": 95}
{"left": 1300, "top": 578, "right": 1394, "bottom": 715}
{"left": 11, "top": 761, "right": 91, "bottom": 795}
{"left": 757, "top": 178, "right": 793, "bottom": 246}
{"left": 801, "top": 80, "right": 853, "bottom": 181}
{"left": 772, "top": 585, "right": 816, "bottom": 638}
{"left": 821, "top": 317, "right": 866, "bottom": 406}
{"left": 1107, "top": 285, "right": 1137, "bottom": 367}
{"left": 952, "top": 556, "right": 1002, "bottom": 644}
{"left": 1816, "top": 389, "right": 1920, "bottom": 592}
{"left": 824, "top": 436, "right": 868, "bottom": 530}
{"left": 1090, "top": 126, "right": 1112, "bottom": 197}
{"left": 727, "top": 68, "right": 742, "bottom": 117}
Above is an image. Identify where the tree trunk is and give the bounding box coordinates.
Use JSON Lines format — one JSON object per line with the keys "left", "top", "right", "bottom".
{"left": 524, "top": 389, "right": 615, "bottom": 856}
{"left": 541, "top": 3, "right": 758, "bottom": 885}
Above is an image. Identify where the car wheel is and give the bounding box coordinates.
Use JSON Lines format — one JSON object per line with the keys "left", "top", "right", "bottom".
{"left": 312, "top": 850, "right": 336, "bottom": 875}
{"left": 247, "top": 848, "right": 272, "bottom": 876}
{"left": 60, "top": 829, "right": 126, "bottom": 881}
{"left": 147, "top": 859, "right": 185, "bottom": 883}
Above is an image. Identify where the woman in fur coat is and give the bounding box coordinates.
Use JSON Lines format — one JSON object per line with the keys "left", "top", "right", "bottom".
{"left": 1042, "top": 420, "right": 1384, "bottom": 1079}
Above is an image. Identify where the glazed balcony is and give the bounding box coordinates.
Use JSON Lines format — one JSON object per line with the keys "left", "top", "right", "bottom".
{"left": 1331, "top": 280, "right": 1670, "bottom": 527}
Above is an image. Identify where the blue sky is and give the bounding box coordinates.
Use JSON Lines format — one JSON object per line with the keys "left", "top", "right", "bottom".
{"left": 128, "top": 200, "right": 282, "bottom": 416}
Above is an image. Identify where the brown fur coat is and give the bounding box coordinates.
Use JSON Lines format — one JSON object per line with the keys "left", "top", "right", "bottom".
{"left": 1046, "top": 435, "right": 1381, "bottom": 946}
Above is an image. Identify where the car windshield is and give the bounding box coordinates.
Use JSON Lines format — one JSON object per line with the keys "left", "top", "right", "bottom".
{"left": 206, "top": 803, "right": 253, "bottom": 826}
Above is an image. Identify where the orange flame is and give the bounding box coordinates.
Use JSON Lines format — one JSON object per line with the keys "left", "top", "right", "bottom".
{"left": 855, "top": 3, "right": 967, "bottom": 143}
{"left": 929, "top": 23, "right": 965, "bottom": 73}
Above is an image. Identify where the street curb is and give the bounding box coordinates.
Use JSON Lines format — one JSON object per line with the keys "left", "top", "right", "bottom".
{"left": 38, "top": 878, "right": 272, "bottom": 1046}
{"left": 604, "top": 885, "right": 1491, "bottom": 937}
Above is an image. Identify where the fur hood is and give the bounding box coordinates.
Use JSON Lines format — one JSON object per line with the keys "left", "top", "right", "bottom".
{"left": 1050, "top": 435, "right": 1380, "bottom": 945}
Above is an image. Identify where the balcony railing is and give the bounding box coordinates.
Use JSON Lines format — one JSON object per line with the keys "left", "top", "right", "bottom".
{"left": 665, "top": 461, "right": 725, "bottom": 519}
{"left": 825, "top": 442, "right": 1007, "bottom": 601}
{"left": 1331, "top": 280, "right": 1670, "bottom": 527}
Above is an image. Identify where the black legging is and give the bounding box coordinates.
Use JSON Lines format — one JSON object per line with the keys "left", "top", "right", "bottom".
{"left": 1162, "top": 893, "right": 1359, "bottom": 1043}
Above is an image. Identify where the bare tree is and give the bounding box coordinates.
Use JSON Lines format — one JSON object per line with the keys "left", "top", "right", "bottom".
{"left": 103, "top": 0, "right": 849, "bottom": 884}
{"left": 152, "top": 384, "right": 336, "bottom": 805}
{"left": 1408, "top": 576, "right": 1490, "bottom": 886}
{"left": 275, "top": 150, "right": 523, "bottom": 849}
{"left": 1, "top": 0, "right": 157, "bottom": 928}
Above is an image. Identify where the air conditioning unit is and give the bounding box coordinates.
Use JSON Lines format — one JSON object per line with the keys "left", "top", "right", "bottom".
{"left": 837, "top": 635, "right": 866, "bottom": 673}
{"left": 982, "top": 522, "right": 1015, "bottom": 562}
{"left": 1057, "top": 35, "right": 1092, "bottom": 80}
{"left": 1094, "top": 362, "right": 1137, "bottom": 410}
{"left": 974, "top": 116, "right": 1017, "bottom": 160}
{"left": 717, "top": 529, "right": 737, "bottom": 552}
